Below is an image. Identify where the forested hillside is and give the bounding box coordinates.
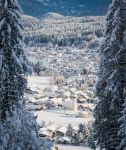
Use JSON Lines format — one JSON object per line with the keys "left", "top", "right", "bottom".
{"left": 23, "top": 13, "right": 105, "bottom": 48}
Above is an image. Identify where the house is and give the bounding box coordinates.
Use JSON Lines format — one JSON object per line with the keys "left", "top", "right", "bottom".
{"left": 47, "top": 124, "right": 58, "bottom": 131}
{"left": 62, "top": 99, "right": 74, "bottom": 110}
{"left": 63, "top": 91, "right": 71, "bottom": 98}
{"left": 78, "top": 99, "right": 87, "bottom": 104}
{"left": 57, "top": 136, "right": 71, "bottom": 144}
{"left": 56, "top": 126, "right": 68, "bottom": 137}
{"left": 39, "top": 128, "right": 50, "bottom": 137}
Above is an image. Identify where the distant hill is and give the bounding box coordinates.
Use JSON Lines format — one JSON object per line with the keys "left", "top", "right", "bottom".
{"left": 23, "top": 13, "right": 105, "bottom": 49}
{"left": 18, "top": 0, "right": 112, "bottom": 18}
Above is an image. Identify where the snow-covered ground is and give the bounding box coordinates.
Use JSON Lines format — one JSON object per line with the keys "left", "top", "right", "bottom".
{"left": 27, "top": 76, "right": 58, "bottom": 94}
{"left": 58, "top": 144, "right": 100, "bottom": 150}
{"left": 35, "top": 109, "right": 90, "bottom": 126}
{"left": 58, "top": 144, "right": 91, "bottom": 150}
{"left": 28, "top": 76, "right": 54, "bottom": 90}
{"left": 27, "top": 76, "right": 91, "bottom": 126}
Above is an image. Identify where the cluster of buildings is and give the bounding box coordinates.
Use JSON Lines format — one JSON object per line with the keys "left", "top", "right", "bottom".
{"left": 27, "top": 43, "right": 99, "bottom": 105}
{"left": 26, "top": 42, "right": 100, "bottom": 144}
{"left": 24, "top": 13, "right": 103, "bottom": 147}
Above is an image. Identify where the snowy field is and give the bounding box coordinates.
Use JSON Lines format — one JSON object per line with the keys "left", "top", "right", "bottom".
{"left": 58, "top": 144, "right": 100, "bottom": 150}
{"left": 27, "top": 76, "right": 58, "bottom": 94}
{"left": 28, "top": 76, "right": 54, "bottom": 90}
{"left": 27, "top": 76, "right": 91, "bottom": 126}
{"left": 58, "top": 144, "right": 91, "bottom": 150}
{"left": 34, "top": 109, "right": 90, "bottom": 126}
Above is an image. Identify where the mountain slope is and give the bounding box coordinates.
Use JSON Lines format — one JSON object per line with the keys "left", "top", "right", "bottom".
{"left": 18, "top": 0, "right": 112, "bottom": 17}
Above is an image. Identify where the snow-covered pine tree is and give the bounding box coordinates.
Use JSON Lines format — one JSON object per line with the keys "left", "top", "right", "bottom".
{"left": 94, "top": 0, "right": 126, "bottom": 149}
{"left": 0, "top": 0, "right": 52, "bottom": 149}
{"left": 118, "top": 101, "right": 126, "bottom": 150}
{"left": 66, "top": 124, "right": 73, "bottom": 137}
{"left": 0, "top": 0, "right": 29, "bottom": 120}
{"left": 71, "top": 132, "right": 80, "bottom": 144}
{"left": 118, "top": 30, "right": 126, "bottom": 150}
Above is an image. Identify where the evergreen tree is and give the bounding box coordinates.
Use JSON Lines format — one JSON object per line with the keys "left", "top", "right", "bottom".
{"left": 0, "top": 106, "right": 53, "bottom": 150}
{"left": 87, "top": 135, "right": 96, "bottom": 150}
{"left": 34, "top": 61, "right": 43, "bottom": 76}
{"left": 94, "top": 0, "right": 126, "bottom": 149}
{"left": 0, "top": 0, "right": 52, "bottom": 149}
{"left": 0, "top": 0, "right": 29, "bottom": 120}
{"left": 118, "top": 101, "right": 126, "bottom": 150}
{"left": 66, "top": 124, "right": 73, "bottom": 137}
{"left": 71, "top": 132, "right": 80, "bottom": 144}
{"left": 118, "top": 32, "right": 126, "bottom": 150}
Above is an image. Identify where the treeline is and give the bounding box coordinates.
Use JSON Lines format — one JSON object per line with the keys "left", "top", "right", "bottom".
{"left": 23, "top": 15, "right": 105, "bottom": 48}
{"left": 94, "top": 0, "right": 126, "bottom": 149}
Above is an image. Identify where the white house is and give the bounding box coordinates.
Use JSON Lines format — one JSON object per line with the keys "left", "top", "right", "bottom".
{"left": 62, "top": 99, "right": 74, "bottom": 110}
{"left": 62, "top": 97, "right": 78, "bottom": 111}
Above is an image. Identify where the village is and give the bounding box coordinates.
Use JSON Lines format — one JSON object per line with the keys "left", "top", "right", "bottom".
{"left": 0, "top": 0, "right": 123, "bottom": 149}
{"left": 23, "top": 14, "right": 103, "bottom": 150}
{"left": 25, "top": 44, "right": 99, "bottom": 149}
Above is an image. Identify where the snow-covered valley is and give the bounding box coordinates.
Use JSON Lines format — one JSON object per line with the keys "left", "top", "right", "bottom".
{"left": 24, "top": 13, "right": 105, "bottom": 150}
{"left": 1, "top": 0, "right": 125, "bottom": 149}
